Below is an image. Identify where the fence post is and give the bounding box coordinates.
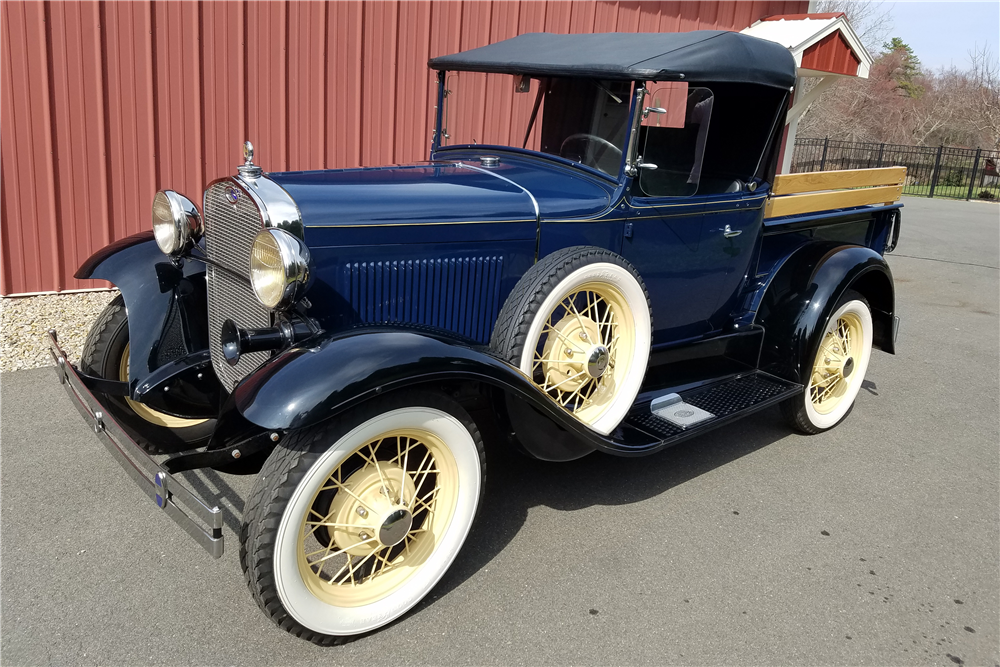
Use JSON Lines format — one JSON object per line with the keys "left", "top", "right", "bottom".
{"left": 876, "top": 143, "right": 885, "bottom": 168}
{"left": 928, "top": 145, "right": 944, "bottom": 198}
{"left": 819, "top": 137, "right": 829, "bottom": 171}
{"left": 966, "top": 148, "right": 983, "bottom": 200}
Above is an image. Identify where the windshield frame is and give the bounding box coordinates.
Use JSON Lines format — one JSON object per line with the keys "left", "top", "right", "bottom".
{"left": 430, "top": 71, "right": 638, "bottom": 185}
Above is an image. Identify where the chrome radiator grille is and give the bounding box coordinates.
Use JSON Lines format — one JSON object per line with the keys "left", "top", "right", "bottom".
{"left": 203, "top": 181, "right": 271, "bottom": 392}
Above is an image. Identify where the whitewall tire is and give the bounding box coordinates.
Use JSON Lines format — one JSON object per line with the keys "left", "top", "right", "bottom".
{"left": 491, "top": 246, "right": 652, "bottom": 436}
{"left": 782, "top": 291, "right": 873, "bottom": 434}
{"left": 240, "top": 392, "right": 485, "bottom": 643}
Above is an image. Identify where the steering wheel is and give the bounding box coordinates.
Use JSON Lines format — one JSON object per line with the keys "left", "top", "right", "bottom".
{"left": 559, "top": 133, "right": 623, "bottom": 168}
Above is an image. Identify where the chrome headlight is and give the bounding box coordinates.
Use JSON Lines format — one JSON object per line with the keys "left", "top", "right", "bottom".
{"left": 152, "top": 190, "right": 203, "bottom": 255}
{"left": 250, "top": 228, "right": 311, "bottom": 310}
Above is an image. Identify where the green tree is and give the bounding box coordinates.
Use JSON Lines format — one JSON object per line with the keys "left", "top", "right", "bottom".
{"left": 883, "top": 37, "right": 924, "bottom": 98}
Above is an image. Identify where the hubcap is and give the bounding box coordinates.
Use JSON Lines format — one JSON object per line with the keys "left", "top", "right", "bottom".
{"left": 586, "top": 345, "right": 610, "bottom": 378}
{"left": 378, "top": 508, "right": 413, "bottom": 547}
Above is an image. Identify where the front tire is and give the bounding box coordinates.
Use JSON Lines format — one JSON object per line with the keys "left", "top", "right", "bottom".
{"left": 239, "top": 391, "right": 485, "bottom": 642}
{"left": 80, "top": 295, "right": 213, "bottom": 453}
{"left": 781, "top": 290, "right": 874, "bottom": 434}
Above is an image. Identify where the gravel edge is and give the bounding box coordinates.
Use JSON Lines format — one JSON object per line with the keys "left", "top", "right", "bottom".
{"left": 1, "top": 290, "right": 119, "bottom": 373}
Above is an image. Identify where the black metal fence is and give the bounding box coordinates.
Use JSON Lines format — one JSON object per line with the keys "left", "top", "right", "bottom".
{"left": 791, "top": 138, "right": 1000, "bottom": 201}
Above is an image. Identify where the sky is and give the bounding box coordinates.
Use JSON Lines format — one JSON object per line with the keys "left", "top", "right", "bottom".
{"left": 883, "top": 1, "right": 999, "bottom": 71}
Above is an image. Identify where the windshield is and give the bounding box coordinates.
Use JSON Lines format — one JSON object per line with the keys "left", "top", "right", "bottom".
{"left": 438, "top": 73, "right": 632, "bottom": 177}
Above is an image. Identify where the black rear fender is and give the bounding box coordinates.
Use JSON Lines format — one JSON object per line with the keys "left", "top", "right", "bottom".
{"left": 228, "top": 328, "right": 600, "bottom": 461}
{"left": 754, "top": 242, "right": 895, "bottom": 384}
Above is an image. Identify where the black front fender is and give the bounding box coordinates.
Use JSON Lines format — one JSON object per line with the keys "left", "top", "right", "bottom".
{"left": 230, "top": 328, "right": 602, "bottom": 461}
{"left": 76, "top": 231, "right": 219, "bottom": 413}
{"left": 754, "top": 242, "right": 895, "bottom": 384}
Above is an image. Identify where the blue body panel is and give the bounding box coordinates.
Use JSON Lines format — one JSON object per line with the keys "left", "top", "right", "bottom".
{"left": 269, "top": 163, "right": 536, "bottom": 227}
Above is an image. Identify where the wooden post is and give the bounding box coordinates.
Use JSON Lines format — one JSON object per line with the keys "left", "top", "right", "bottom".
{"left": 966, "top": 148, "right": 982, "bottom": 200}
{"left": 928, "top": 145, "right": 944, "bottom": 198}
{"left": 819, "top": 137, "right": 830, "bottom": 171}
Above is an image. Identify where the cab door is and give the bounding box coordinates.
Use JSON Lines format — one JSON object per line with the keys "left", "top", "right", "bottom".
{"left": 620, "top": 83, "right": 736, "bottom": 345}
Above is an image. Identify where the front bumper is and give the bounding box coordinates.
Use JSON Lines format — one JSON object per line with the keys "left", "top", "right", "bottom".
{"left": 48, "top": 330, "right": 225, "bottom": 558}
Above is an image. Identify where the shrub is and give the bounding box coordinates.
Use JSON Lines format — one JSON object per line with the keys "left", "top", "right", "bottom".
{"left": 977, "top": 189, "right": 996, "bottom": 200}
{"left": 941, "top": 170, "right": 964, "bottom": 187}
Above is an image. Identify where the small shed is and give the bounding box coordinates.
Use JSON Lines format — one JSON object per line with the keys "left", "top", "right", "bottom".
{"left": 742, "top": 13, "right": 874, "bottom": 173}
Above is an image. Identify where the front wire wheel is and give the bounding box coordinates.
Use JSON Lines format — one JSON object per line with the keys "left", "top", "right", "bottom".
{"left": 240, "top": 392, "right": 484, "bottom": 642}
{"left": 782, "top": 290, "right": 873, "bottom": 434}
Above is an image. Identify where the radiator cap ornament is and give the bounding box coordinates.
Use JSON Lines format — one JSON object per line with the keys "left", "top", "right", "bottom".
{"left": 238, "top": 140, "right": 262, "bottom": 179}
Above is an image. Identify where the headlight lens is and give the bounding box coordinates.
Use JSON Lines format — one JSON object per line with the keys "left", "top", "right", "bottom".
{"left": 250, "top": 228, "right": 311, "bottom": 310}
{"left": 151, "top": 190, "right": 202, "bottom": 255}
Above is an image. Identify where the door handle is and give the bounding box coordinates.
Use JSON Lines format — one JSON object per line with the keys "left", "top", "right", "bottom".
{"left": 723, "top": 225, "right": 742, "bottom": 238}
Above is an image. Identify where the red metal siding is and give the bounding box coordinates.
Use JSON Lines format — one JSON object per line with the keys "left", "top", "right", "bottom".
{"left": 801, "top": 30, "right": 860, "bottom": 77}
{"left": 0, "top": 0, "right": 807, "bottom": 295}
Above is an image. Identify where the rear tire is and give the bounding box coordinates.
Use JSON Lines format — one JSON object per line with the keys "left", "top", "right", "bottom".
{"left": 80, "top": 295, "right": 214, "bottom": 454}
{"left": 781, "top": 290, "right": 873, "bottom": 434}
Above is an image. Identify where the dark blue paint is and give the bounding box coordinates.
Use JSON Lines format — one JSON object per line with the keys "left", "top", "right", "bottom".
{"left": 432, "top": 148, "right": 617, "bottom": 217}
{"left": 306, "top": 240, "right": 534, "bottom": 339}
{"left": 270, "top": 163, "right": 536, "bottom": 228}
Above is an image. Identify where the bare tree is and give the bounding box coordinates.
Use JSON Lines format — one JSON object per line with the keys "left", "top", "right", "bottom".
{"left": 815, "top": 0, "right": 893, "bottom": 53}
{"left": 966, "top": 44, "right": 1000, "bottom": 150}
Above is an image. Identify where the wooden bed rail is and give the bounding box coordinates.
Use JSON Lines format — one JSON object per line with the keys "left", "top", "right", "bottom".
{"left": 765, "top": 166, "right": 906, "bottom": 219}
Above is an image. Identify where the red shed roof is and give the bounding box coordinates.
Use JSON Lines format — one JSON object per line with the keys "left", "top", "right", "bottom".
{"left": 741, "top": 13, "right": 871, "bottom": 78}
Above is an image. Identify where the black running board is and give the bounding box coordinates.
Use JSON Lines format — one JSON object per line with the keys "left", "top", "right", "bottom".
{"left": 604, "top": 372, "right": 802, "bottom": 456}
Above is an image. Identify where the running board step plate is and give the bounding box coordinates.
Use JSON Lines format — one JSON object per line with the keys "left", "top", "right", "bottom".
{"left": 617, "top": 372, "right": 802, "bottom": 454}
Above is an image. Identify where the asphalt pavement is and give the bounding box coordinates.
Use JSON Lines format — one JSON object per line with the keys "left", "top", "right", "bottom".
{"left": 2, "top": 196, "right": 998, "bottom": 666}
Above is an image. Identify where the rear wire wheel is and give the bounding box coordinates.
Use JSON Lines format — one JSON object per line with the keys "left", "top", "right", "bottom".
{"left": 781, "top": 290, "right": 873, "bottom": 434}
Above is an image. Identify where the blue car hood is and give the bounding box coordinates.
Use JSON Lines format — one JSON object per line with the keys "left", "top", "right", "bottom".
{"left": 267, "top": 156, "right": 614, "bottom": 229}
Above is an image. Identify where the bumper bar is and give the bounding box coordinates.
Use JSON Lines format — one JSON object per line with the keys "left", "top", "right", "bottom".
{"left": 48, "top": 330, "right": 225, "bottom": 558}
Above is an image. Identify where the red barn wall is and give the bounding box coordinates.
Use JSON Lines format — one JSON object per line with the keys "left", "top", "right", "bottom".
{"left": 1, "top": 0, "right": 807, "bottom": 295}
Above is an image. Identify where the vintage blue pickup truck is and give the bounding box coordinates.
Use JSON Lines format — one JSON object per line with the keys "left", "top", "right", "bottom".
{"left": 49, "top": 30, "right": 903, "bottom": 643}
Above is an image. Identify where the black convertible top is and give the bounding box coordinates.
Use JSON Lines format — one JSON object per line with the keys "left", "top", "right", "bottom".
{"left": 429, "top": 31, "right": 797, "bottom": 89}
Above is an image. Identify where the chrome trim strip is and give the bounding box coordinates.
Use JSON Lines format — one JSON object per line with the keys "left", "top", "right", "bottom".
{"left": 48, "top": 330, "right": 225, "bottom": 559}
{"left": 232, "top": 174, "right": 305, "bottom": 240}
{"left": 456, "top": 161, "right": 540, "bottom": 220}
{"left": 624, "top": 86, "right": 647, "bottom": 178}
{"left": 304, "top": 218, "right": 538, "bottom": 229}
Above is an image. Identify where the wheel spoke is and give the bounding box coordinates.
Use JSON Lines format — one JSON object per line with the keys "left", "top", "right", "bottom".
{"left": 305, "top": 536, "right": 378, "bottom": 564}
{"left": 408, "top": 455, "right": 438, "bottom": 510}
{"left": 411, "top": 485, "right": 440, "bottom": 515}
{"left": 547, "top": 369, "right": 587, "bottom": 392}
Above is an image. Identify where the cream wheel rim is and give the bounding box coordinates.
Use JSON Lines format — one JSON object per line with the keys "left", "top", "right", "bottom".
{"left": 119, "top": 343, "right": 208, "bottom": 428}
{"left": 296, "top": 429, "right": 459, "bottom": 608}
{"left": 530, "top": 282, "right": 635, "bottom": 426}
{"left": 809, "top": 312, "right": 864, "bottom": 415}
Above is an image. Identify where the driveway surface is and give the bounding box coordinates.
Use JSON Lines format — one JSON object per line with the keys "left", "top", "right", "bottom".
{"left": 2, "top": 196, "right": 997, "bottom": 666}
